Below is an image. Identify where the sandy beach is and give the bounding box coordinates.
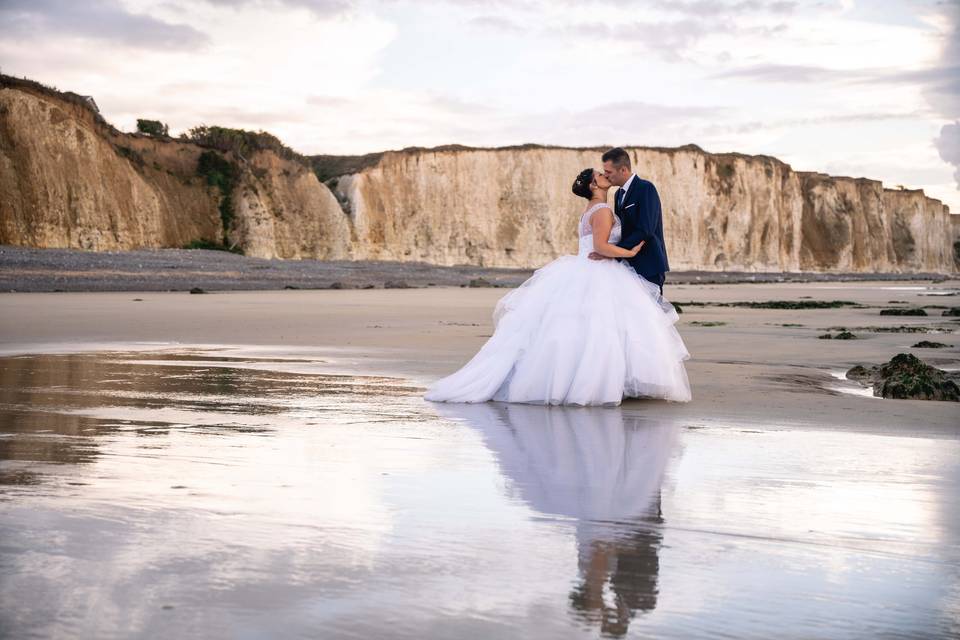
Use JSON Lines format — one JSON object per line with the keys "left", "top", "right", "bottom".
{"left": 2, "top": 280, "right": 958, "bottom": 431}
{"left": 2, "top": 281, "right": 959, "bottom": 639}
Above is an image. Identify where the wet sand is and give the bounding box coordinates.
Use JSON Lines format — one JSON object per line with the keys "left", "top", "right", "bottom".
{"left": 2, "top": 281, "right": 958, "bottom": 431}
{"left": 1, "top": 281, "right": 959, "bottom": 638}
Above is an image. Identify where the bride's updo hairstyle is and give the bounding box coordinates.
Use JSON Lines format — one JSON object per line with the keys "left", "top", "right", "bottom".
{"left": 572, "top": 168, "right": 594, "bottom": 200}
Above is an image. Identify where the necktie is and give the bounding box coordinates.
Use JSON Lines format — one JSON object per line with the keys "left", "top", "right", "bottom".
{"left": 616, "top": 188, "right": 625, "bottom": 211}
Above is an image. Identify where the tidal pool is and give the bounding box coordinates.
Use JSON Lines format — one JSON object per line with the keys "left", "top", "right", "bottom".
{"left": 0, "top": 349, "right": 957, "bottom": 639}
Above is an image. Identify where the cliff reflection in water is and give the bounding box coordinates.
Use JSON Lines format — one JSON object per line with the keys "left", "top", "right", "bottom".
{"left": 435, "top": 403, "right": 677, "bottom": 638}
{"left": 0, "top": 350, "right": 419, "bottom": 484}
{"left": 1, "top": 349, "right": 956, "bottom": 639}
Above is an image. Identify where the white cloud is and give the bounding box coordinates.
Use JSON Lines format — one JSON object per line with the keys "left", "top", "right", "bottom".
{"left": 0, "top": 0, "right": 209, "bottom": 50}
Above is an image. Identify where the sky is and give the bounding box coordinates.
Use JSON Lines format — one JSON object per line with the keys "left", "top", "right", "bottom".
{"left": 1, "top": 0, "right": 958, "bottom": 211}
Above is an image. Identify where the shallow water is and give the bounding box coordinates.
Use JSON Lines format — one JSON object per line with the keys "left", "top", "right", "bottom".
{"left": 0, "top": 349, "right": 957, "bottom": 639}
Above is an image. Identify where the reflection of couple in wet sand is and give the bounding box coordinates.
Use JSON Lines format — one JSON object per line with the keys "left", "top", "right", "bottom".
{"left": 425, "top": 147, "right": 691, "bottom": 407}
{"left": 436, "top": 403, "right": 677, "bottom": 637}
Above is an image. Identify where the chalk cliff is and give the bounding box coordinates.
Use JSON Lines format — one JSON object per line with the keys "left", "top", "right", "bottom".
{"left": 0, "top": 77, "right": 348, "bottom": 259}
{"left": 319, "top": 146, "right": 957, "bottom": 273}
{"left": 1, "top": 76, "right": 956, "bottom": 273}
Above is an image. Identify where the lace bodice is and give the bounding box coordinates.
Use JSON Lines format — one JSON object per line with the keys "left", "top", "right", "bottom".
{"left": 578, "top": 203, "right": 621, "bottom": 256}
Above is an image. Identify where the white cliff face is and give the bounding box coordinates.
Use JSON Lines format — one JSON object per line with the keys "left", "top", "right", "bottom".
{"left": 332, "top": 148, "right": 592, "bottom": 266}
{"left": 230, "top": 151, "right": 351, "bottom": 260}
{"left": 3, "top": 82, "right": 956, "bottom": 274}
{"left": 328, "top": 146, "right": 957, "bottom": 273}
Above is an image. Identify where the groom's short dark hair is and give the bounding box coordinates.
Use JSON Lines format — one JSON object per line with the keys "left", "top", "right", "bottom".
{"left": 602, "top": 147, "right": 631, "bottom": 170}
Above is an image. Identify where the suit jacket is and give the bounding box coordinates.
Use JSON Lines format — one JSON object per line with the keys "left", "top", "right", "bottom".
{"left": 615, "top": 176, "right": 670, "bottom": 284}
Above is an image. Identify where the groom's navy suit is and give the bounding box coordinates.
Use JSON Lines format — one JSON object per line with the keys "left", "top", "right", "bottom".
{"left": 615, "top": 175, "right": 670, "bottom": 290}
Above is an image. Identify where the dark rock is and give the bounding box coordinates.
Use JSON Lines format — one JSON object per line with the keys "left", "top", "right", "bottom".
{"left": 362, "top": 284, "right": 376, "bottom": 289}
{"left": 845, "top": 353, "right": 959, "bottom": 401}
{"left": 468, "top": 277, "right": 494, "bottom": 288}
{"left": 283, "top": 285, "right": 299, "bottom": 289}
{"left": 329, "top": 282, "right": 344, "bottom": 289}
{"left": 385, "top": 280, "right": 411, "bottom": 289}
{"left": 819, "top": 331, "right": 857, "bottom": 340}
{"left": 911, "top": 341, "right": 949, "bottom": 349}
{"left": 880, "top": 308, "right": 927, "bottom": 316}
{"left": 942, "top": 307, "right": 960, "bottom": 316}
{"left": 733, "top": 300, "right": 857, "bottom": 309}
{"left": 845, "top": 365, "right": 873, "bottom": 384}
{"left": 824, "top": 325, "right": 935, "bottom": 334}
{"left": 189, "top": 287, "right": 206, "bottom": 294}
{"left": 672, "top": 302, "right": 683, "bottom": 314}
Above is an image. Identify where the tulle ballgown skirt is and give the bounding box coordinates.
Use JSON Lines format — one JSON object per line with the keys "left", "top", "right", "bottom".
{"left": 424, "top": 254, "right": 692, "bottom": 406}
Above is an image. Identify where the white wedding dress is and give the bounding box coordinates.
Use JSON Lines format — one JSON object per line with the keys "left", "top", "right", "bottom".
{"left": 425, "top": 203, "right": 692, "bottom": 406}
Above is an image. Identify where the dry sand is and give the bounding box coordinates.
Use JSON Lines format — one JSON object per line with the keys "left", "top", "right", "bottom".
{"left": 2, "top": 280, "right": 958, "bottom": 433}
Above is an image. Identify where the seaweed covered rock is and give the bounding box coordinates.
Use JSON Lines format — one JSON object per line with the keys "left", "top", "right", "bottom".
{"left": 879, "top": 308, "right": 927, "bottom": 316}
{"left": 819, "top": 331, "right": 857, "bottom": 340}
{"left": 911, "top": 341, "right": 948, "bottom": 349}
{"left": 735, "top": 300, "right": 857, "bottom": 310}
{"left": 845, "top": 353, "right": 959, "bottom": 401}
{"left": 845, "top": 364, "right": 874, "bottom": 384}
{"left": 943, "top": 307, "right": 960, "bottom": 317}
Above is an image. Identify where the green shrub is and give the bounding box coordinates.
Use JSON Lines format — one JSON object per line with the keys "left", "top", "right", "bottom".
{"left": 183, "top": 125, "right": 307, "bottom": 165}
{"left": 136, "top": 119, "right": 169, "bottom": 137}
{"left": 196, "top": 150, "right": 239, "bottom": 247}
{"left": 115, "top": 145, "right": 145, "bottom": 168}
{"left": 182, "top": 238, "right": 242, "bottom": 253}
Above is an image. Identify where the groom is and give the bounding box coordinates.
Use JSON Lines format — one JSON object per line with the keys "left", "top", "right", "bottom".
{"left": 593, "top": 147, "right": 670, "bottom": 295}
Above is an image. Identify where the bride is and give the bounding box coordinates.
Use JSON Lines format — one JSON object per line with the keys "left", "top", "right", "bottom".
{"left": 425, "top": 168, "right": 692, "bottom": 406}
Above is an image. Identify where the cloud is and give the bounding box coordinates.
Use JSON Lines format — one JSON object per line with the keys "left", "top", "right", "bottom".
{"left": 553, "top": 19, "right": 787, "bottom": 62}
{"left": 717, "top": 110, "right": 929, "bottom": 135}
{"left": 0, "top": 0, "right": 210, "bottom": 50}
{"left": 713, "top": 63, "right": 861, "bottom": 83}
{"left": 934, "top": 121, "right": 960, "bottom": 188}
{"left": 713, "top": 61, "right": 959, "bottom": 107}
{"left": 928, "top": 1, "right": 960, "bottom": 191}
{"left": 467, "top": 15, "right": 526, "bottom": 34}
{"left": 648, "top": 0, "right": 797, "bottom": 16}
{"left": 201, "top": 0, "right": 352, "bottom": 15}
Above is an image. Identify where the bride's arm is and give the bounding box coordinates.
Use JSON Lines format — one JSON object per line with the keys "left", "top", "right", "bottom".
{"left": 590, "top": 208, "right": 644, "bottom": 258}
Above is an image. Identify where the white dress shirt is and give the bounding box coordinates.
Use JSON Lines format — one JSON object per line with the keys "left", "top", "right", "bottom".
{"left": 617, "top": 173, "right": 638, "bottom": 208}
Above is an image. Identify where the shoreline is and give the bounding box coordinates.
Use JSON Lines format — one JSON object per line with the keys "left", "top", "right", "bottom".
{"left": 2, "top": 284, "right": 958, "bottom": 435}
{"left": 1, "top": 245, "right": 955, "bottom": 292}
